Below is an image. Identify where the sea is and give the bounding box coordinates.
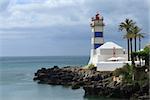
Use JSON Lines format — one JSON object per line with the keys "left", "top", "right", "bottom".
{"left": 0, "top": 56, "right": 121, "bottom": 100}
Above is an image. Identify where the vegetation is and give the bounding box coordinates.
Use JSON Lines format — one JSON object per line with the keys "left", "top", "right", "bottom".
{"left": 113, "top": 45, "right": 149, "bottom": 84}
{"left": 118, "top": 18, "right": 148, "bottom": 82}
{"left": 137, "top": 32, "right": 144, "bottom": 51}
{"left": 113, "top": 64, "right": 133, "bottom": 83}
{"left": 119, "top": 19, "right": 135, "bottom": 61}
{"left": 119, "top": 19, "right": 145, "bottom": 62}
{"left": 88, "top": 64, "right": 96, "bottom": 70}
{"left": 132, "top": 46, "right": 150, "bottom": 67}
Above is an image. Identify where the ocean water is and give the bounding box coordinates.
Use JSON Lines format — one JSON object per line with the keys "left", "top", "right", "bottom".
{"left": 0, "top": 56, "right": 121, "bottom": 100}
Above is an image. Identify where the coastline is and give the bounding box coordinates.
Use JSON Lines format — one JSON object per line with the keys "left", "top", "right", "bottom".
{"left": 33, "top": 66, "right": 149, "bottom": 99}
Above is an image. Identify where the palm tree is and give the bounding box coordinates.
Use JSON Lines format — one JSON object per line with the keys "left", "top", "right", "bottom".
{"left": 137, "top": 33, "right": 144, "bottom": 51}
{"left": 131, "top": 26, "right": 141, "bottom": 52}
{"left": 123, "top": 32, "right": 136, "bottom": 80}
{"left": 123, "top": 32, "right": 135, "bottom": 61}
{"left": 119, "top": 19, "right": 135, "bottom": 61}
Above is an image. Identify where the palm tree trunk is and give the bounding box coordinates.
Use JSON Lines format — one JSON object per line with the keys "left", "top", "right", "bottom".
{"left": 134, "top": 37, "right": 137, "bottom": 61}
{"left": 139, "top": 37, "right": 141, "bottom": 51}
{"left": 139, "top": 56, "right": 141, "bottom": 66}
{"left": 130, "top": 38, "right": 135, "bottom": 81}
{"left": 130, "top": 38, "right": 135, "bottom": 64}
{"left": 130, "top": 38, "right": 133, "bottom": 59}
{"left": 134, "top": 37, "right": 136, "bottom": 52}
{"left": 128, "top": 39, "right": 130, "bottom": 61}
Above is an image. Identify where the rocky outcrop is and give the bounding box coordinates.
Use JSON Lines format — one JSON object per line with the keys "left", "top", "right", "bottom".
{"left": 83, "top": 77, "right": 149, "bottom": 99}
{"left": 83, "top": 82, "right": 140, "bottom": 98}
{"left": 33, "top": 66, "right": 111, "bottom": 86}
{"left": 33, "top": 66, "right": 149, "bottom": 99}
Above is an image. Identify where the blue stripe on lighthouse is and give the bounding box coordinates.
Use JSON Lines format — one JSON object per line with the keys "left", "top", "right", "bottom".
{"left": 94, "top": 32, "right": 103, "bottom": 37}
{"left": 94, "top": 44, "right": 102, "bottom": 49}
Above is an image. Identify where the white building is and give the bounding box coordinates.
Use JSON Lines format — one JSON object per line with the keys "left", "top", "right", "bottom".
{"left": 88, "top": 13, "right": 129, "bottom": 71}
{"left": 95, "top": 42, "right": 127, "bottom": 62}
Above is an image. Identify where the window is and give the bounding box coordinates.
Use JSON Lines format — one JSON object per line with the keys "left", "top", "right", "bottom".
{"left": 94, "top": 32, "right": 103, "bottom": 37}
{"left": 94, "top": 44, "right": 101, "bottom": 49}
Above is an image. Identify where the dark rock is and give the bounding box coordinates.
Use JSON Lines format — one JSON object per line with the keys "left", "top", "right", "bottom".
{"left": 138, "top": 95, "right": 150, "bottom": 100}
{"left": 141, "top": 82, "right": 149, "bottom": 94}
{"left": 53, "top": 66, "right": 59, "bottom": 69}
{"left": 133, "top": 82, "right": 140, "bottom": 92}
{"left": 33, "top": 66, "right": 149, "bottom": 99}
{"left": 71, "top": 83, "right": 80, "bottom": 89}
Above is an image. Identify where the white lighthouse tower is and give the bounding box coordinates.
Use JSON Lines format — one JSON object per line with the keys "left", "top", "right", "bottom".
{"left": 88, "top": 13, "right": 105, "bottom": 65}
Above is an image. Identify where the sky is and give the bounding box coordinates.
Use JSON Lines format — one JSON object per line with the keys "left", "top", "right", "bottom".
{"left": 0, "top": 0, "right": 149, "bottom": 56}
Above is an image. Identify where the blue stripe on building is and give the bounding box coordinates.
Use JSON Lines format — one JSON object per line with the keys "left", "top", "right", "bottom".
{"left": 94, "top": 44, "right": 103, "bottom": 49}
{"left": 94, "top": 32, "right": 103, "bottom": 37}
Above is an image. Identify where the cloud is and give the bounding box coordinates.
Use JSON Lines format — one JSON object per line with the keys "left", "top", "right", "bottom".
{"left": 1, "top": 0, "right": 148, "bottom": 30}
{"left": 0, "top": 0, "right": 87, "bottom": 29}
{"left": 0, "top": 0, "right": 149, "bottom": 56}
{"left": 0, "top": 0, "right": 10, "bottom": 12}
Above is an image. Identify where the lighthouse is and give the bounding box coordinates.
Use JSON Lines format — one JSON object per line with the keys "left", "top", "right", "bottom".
{"left": 87, "top": 13, "right": 129, "bottom": 71}
{"left": 88, "top": 13, "right": 105, "bottom": 65}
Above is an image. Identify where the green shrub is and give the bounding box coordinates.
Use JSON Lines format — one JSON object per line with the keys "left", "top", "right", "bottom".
{"left": 113, "top": 64, "right": 133, "bottom": 83}
{"left": 88, "top": 64, "right": 96, "bottom": 70}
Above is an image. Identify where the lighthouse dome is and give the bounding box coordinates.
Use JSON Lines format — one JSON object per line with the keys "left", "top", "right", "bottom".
{"left": 96, "top": 42, "right": 125, "bottom": 60}
{"left": 97, "top": 42, "right": 123, "bottom": 49}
